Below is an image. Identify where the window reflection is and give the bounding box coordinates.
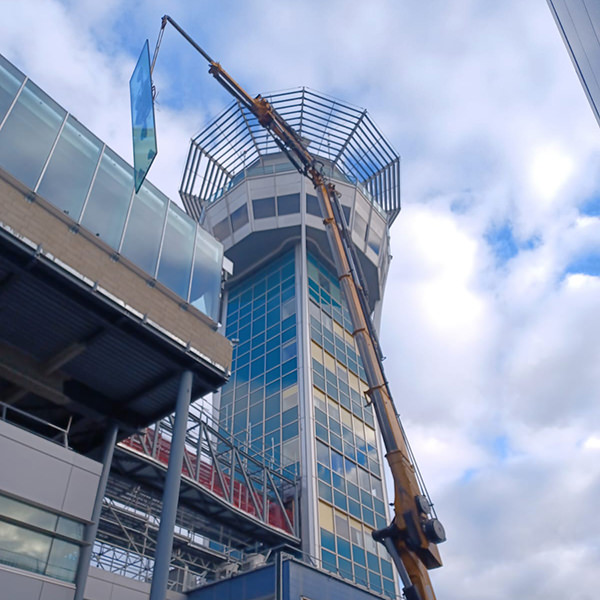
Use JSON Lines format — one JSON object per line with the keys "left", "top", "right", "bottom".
{"left": 80, "top": 147, "right": 132, "bottom": 248}
{"left": 0, "top": 494, "right": 83, "bottom": 583}
{"left": 190, "top": 226, "right": 223, "bottom": 321}
{"left": 37, "top": 115, "right": 102, "bottom": 219}
{"left": 157, "top": 203, "right": 195, "bottom": 298}
{"left": 0, "top": 55, "right": 25, "bottom": 124}
{"left": 120, "top": 181, "right": 168, "bottom": 276}
{"left": 0, "top": 79, "right": 65, "bottom": 189}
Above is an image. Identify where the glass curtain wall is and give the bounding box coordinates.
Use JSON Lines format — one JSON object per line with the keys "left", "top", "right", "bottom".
{"left": 0, "top": 494, "right": 84, "bottom": 583}
{"left": 220, "top": 251, "right": 300, "bottom": 479}
{"left": 307, "top": 253, "right": 396, "bottom": 599}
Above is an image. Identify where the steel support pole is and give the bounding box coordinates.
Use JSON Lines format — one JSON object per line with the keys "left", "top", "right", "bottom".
{"left": 149, "top": 370, "right": 193, "bottom": 600}
{"left": 74, "top": 421, "right": 118, "bottom": 600}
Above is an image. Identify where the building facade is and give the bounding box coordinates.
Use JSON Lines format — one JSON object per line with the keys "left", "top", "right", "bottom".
{"left": 547, "top": 0, "right": 600, "bottom": 127}
{"left": 0, "top": 52, "right": 231, "bottom": 600}
{"left": 181, "top": 89, "right": 401, "bottom": 599}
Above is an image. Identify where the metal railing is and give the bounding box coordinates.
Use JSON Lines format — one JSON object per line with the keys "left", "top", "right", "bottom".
{"left": 0, "top": 400, "right": 70, "bottom": 447}
{"left": 118, "top": 412, "right": 298, "bottom": 537}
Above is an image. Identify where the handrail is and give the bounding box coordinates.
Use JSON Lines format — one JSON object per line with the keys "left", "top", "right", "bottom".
{"left": 0, "top": 400, "right": 69, "bottom": 447}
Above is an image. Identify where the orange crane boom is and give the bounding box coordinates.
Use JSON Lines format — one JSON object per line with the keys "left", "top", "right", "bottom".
{"left": 153, "top": 16, "right": 445, "bottom": 600}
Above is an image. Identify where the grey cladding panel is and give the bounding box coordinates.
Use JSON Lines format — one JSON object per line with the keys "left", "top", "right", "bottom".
{"left": 0, "top": 568, "right": 44, "bottom": 599}
{"left": 0, "top": 422, "right": 100, "bottom": 520}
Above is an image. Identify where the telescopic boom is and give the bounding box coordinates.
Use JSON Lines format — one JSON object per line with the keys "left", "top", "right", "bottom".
{"left": 154, "top": 15, "right": 445, "bottom": 600}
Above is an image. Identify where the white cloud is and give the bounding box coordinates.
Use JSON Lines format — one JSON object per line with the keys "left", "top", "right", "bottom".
{"left": 2, "top": 1, "right": 600, "bottom": 599}
{"left": 529, "top": 143, "right": 575, "bottom": 202}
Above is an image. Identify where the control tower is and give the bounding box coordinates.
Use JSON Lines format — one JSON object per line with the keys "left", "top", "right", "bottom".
{"left": 180, "top": 88, "right": 401, "bottom": 598}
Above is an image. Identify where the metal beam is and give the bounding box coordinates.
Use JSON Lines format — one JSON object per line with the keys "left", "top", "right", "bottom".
{"left": 149, "top": 370, "right": 193, "bottom": 600}
{"left": 3, "top": 339, "right": 89, "bottom": 404}
{"left": 74, "top": 422, "right": 118, "bottom": 600}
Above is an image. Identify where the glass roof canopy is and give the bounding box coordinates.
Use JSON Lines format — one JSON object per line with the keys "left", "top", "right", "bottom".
{"left": 180, "top": 88, "right": 401, "bottom": 224}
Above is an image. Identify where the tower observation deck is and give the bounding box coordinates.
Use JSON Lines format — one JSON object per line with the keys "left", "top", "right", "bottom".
{"left": 180, "top": 87, "right": 400, "bottom": 225}
{"left": 180, "top": 88, "right": 404, "bottom": 599}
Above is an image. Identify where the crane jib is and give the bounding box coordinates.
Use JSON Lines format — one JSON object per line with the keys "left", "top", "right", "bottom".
{"left": 149, "top": 15, "right": 446, "bottom": 600}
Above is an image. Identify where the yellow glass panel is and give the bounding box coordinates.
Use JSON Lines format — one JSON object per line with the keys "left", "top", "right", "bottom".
{"left": 313, "top": 387, "right": 326, "bottom": 411}
{"left": 348, "top": 372, "right": 360, "bottom": 392}
{"left": 283, "top": 384, "right": 297, "bottom": 400}
{"left": 311, "top": 340, "right": 323, "bottom": 361}
{"left": 365, "top": 424, "right": 376, "bottom": 444}
{"left": 333, "top": 320, "right": 344, "bottom": 338}
{"left": 341, "top": 406, "right": 352, "bottom": 428}
{"left": 324, "top": 351, "right": 336, "bottom": 372}
{"left": 353, "top": 415, "right": 364, "bottom": 438}
{"left": 327, "top": 397, "right": 340, "bottom": 418}
{"left": 282, "top": 384, "right": 298, "bottom": 409}
{"left": 319, "top": 500, "right": 334, "bottom": 531}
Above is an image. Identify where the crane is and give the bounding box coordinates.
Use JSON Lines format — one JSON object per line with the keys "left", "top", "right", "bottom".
{"left": 150, "top": 15, "right": 446, "bottom": 600}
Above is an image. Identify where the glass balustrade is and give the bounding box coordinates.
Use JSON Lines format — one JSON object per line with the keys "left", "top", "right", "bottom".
{"left": 0, "top": 54, "right": 223, "bottom": 324}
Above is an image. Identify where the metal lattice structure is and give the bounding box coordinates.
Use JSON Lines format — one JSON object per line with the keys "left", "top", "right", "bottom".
{"left": 94, "top": 408, "right": 300, "bottom": 592}
{"left": 180, "top": 88, "right": 400, "bottom": 223}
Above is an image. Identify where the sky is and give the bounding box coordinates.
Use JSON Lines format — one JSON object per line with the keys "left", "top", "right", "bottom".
{"left": 2, "top": 1, "right": 600, "bottom": 599}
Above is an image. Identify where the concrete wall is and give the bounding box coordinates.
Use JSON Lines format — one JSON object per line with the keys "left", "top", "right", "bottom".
{"left": 84, "top": 568, "right": 186, "bottom": 600}
{"left": 0, "top": 422, "right": 188, "bottom": 600}
{"left": 0, "top": 564, "right": 76, "bottom": 600}
{"left": 0, "top": 420, "right": 102, "bottom": 600}
{"left": 0, "top": 420, "right": 101, "bottom": 520}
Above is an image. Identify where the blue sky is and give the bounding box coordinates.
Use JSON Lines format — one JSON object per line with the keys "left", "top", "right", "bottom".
{"left": 2, "top": 1, "right": 600, "bottom": 599}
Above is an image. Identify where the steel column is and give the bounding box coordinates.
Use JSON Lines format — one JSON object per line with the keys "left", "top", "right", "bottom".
{"left": 149, "top": 370, "right": 193, "bottom": 600}
{"left": 74, "top": 421, "right": 118, "bottom": 600}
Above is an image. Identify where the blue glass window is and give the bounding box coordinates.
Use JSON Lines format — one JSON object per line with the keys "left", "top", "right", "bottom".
{"left": 355, "top": 565, "right": 368, "bottom": 586}
{"left": 338, "top": 557, "right": 353, "bottom": 580}
{"left": 231, "top": 204, "right": 249, "bottom": 231}
{"left": 321, "top": 528, "right": 335, "bottom": 552}
{"left": 383, "top": 577, "right": 396, "bottom": 598}
{"left": 321, "top": 549, "right": 336, "bottom": 573}
{"left": 333, "top": 490, "right": 347, "bottom": 511}
{"left": 349, "top": 499, "right": 362, "bottom": 519}
{"left": 367, "top": 551, "right": 379, "bottom": 572}
{"left": 317, "top": 464, "right": 331, "bottom": 483}
{"left": 337, "top": 537, "right": 351, "bottom": 559}
{"left": 332, "top": 473, "right": 345, "bottom": 492}
{"left": 316, "top": 423, "right": 328, "bottom": 441}
{"left": 306, "top": 193, "right": 322, "bottom": 217}
{"left": 265, "top": 395, "right": 280, "bottom": 419}
{"left": 352, "top": 545, "right": 366, "bottom": 566}
{"left": 265, "top": 415, "right": 279, "bottom": 433}
{"left": 282, "top": 422, "right": 298, "bottom": 440}
{"left": 316, "top": 440, "right": 329, "bottom": 465}
{"left": 282, "top": 406, "right": 297, "bottom": 426}
{"left": 381, "top": 559, "right": 394, "bottom": 579}
{"left": 252, "top": 196, "right": 275, "bottom": 218}
{"left": 368, "top": 571, "right": 382, "bottom": 593}
{"left": 318, "top": 481, "right": 332, "bottom": 503}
